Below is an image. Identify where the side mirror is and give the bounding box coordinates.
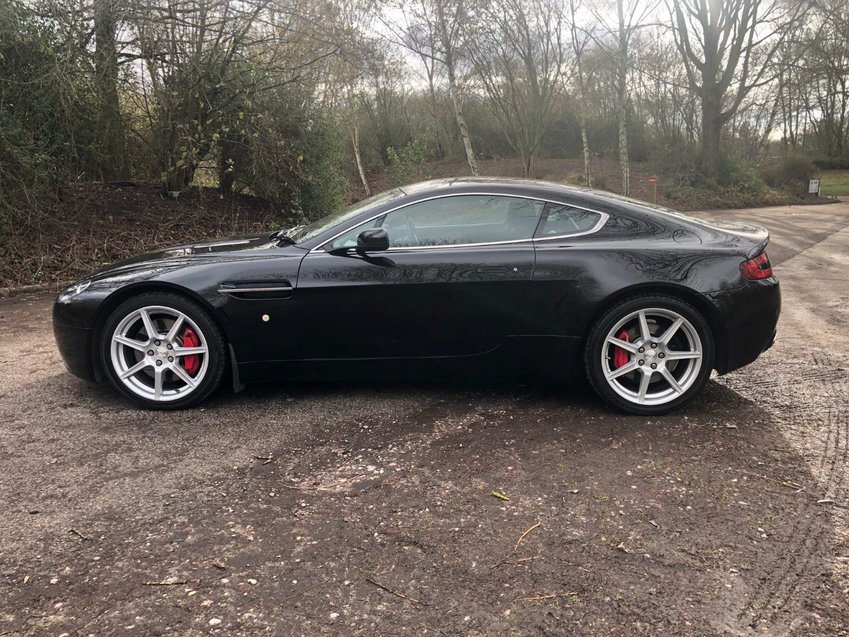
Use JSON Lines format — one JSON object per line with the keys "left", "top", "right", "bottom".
{"left": 357, "top": 228, "right": 389, "bottom": 252}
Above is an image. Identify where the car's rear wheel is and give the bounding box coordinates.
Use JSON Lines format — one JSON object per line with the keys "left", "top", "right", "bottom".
{"left": 585, "top": 295, "right": 714, "bottom": 415}
{"left": 100, "top": 292, "right": 226, "bottom": 409}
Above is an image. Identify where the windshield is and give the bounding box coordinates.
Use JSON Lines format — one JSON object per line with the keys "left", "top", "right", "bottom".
{"left": 287, "top": 189, "right": 405, "bottom": 243}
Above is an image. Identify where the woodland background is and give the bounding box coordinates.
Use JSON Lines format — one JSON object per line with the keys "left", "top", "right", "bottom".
{"left": 2, "top": 0, "right": 848, "bottom": 286}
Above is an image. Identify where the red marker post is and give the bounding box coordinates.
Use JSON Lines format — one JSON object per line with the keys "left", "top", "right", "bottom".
{"left": 648, "top": 175, "right": 657, "bottom": 204}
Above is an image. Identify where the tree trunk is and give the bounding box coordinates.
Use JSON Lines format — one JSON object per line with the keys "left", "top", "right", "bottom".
{"left": 520, "top": 147, "right": 538, "bottom": 179}
{"left": 449, "top": 83, "right": 479, "bottom": 177}
{"left": 700, "top": 91, "right": 723, "bottom": 176}
{"left": 569, "top": 0, "right": 591, "bottom": 187}
{"left": 93, "top": 0, "right": 126, "bottom": 181}
{"left": 618, "top": 106, "right": 629, "bottom": 196}
{"left": 436, "top": 0, "right": 479, "bottom": 176}
{"left": 351, "top": 124, "right": 370, "bottom": 197}
{"left": 617, "top": 0, "right": 629, "bottom": 196}
{"left": 579, "top": 115, "right": 591, "bottom": 187}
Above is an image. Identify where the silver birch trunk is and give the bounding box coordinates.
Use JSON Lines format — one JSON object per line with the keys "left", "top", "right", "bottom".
{"left": 617, "top": 0, "right": 630, "bottom": 196}
{"left": 351, "top": 124, "right": 370, "bottom": 197}
{"left": 569, "top": 0, "right": 591, "bottom": 187}
{"left": 436, "top": 0, "right": 479, "bottom": 176}
{"left": 580, "top": 115, "right": 591, "bottom": 187}
{"left": 449, "top": 80, "right": 479, "bottom": 177}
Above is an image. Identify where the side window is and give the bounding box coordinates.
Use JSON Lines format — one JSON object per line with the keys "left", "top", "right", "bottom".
{"left": 535, "top": 204, "right": 602, "bottom": 238}
{"left": 381, "top": 195, "right": 544, "bottom": 248}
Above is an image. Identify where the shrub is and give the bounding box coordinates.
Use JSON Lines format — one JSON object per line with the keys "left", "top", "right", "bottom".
{"left": 223, "top": 88, "right": 347, "bottom": 224}
{"left": 386, "top": 137, "right": 435, "bottom": 186}
{"left": 811, "top": 153, "right": 849, "bottom": 170}
{"left": 759, "top": 154, "right": 816, "bottom": 193}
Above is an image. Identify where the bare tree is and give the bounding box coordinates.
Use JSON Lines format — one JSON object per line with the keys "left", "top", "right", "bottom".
{"left": 434, "top": 0, "right": 478, "bottom": 175}
{"left": 803, "top": 1, "right": 849, "bottom": 157}
{"left": 470, "top": 0, "right": 569, "bottom": 178}
{"left": 568, "top": 0, "right": 593, "bottom": 186}
{"left": 632, "top": 26, "right": 699, "bottom": 146}
{"left": 589, "top": 0, "right": 657, "bottom": 196}
{"left": 129, "top": 0, "right": 337, "bottom": 194}
{"left": 383, "top": 0, "right": 479, "bottom": 175}
{"left": 93, "top": 0, "right": 127, "bottom": 180}
{"left": 318, "top": 0, "right": 386, "bottom": 196}
{"left": 668, "top": 0, "right": 802, "bottom": 175}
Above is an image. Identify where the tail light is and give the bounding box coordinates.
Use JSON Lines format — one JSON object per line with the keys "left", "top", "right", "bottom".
{"left": 740, "top": 252, "right": 773, "bottom": 280}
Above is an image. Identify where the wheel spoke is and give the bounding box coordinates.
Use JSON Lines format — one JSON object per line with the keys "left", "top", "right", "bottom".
{"left": 171, "top": 364, "right": 198, "bottom": 388}
{"left": 119, "top": 359, "right": 150, "bottom": 380}
{"left": 660, "top": 317, "right": 684, "bottom": 344}
{"left": 172, "top": 346, "right": 207, "bottom": 357}
{"left": 606, "top": 336, "right": 638, "bottom": 354}
{"left": 165, "top": 314, "right": 186, "bottom": 342}
{"left": 139, "top": 309, "right": 158, "bottom": 340}
{"left": 665, "top": 350, "right": 701, "bottom": 361}
{"left": 110, "top": 304, "right": 212, "bottom": 402}
{"left": 637, "top": 310, "right": 652, "bottom": 342}
{"left": 601, "top": 307, "right": 705, "bottom": 408}
{"left": 661, "top": 368, "right": 683, "bottom": 395}
{"left": 637, "top": 369, "right": 652, "bottom": 403}
{"left": 114, "top": 334, "right": 148, "bottom": 351}
{"left": 153, "top": 368, "right": 163, "bottom": 399}
{"left": 605, "top": 360, "right": 638, "bottom": 380}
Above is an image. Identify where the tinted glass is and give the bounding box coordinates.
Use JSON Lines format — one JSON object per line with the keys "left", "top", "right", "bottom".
{"left": 326, "top": 218, "right": 380, "bottom": 250}
{"left": 381, "top": 195, "right": 544, "bottom": 248}
{"left": 536, "top": 204, "right": 602, "bottom": 238}
{"left": 289, "top": 188, "right": 403, "bottom": 243}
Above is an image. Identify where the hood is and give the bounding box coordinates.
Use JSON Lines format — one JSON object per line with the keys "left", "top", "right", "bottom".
{"left": 121, "top": 233, "right": 276, "bottom": 262}
{"left": 85, "top": 233, "right": 306, "bottom": 286}
{"left": 90, "top": 233, "right": 289, "bottom": 276}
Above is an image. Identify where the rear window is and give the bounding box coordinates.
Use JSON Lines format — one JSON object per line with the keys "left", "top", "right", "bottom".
{"left": 535, "top": 204, "right": 602, "bottom": 238}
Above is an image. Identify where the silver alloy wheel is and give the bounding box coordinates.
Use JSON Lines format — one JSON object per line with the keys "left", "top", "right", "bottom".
{"left": 109, "top": 305, "right": 210, "bottom": 402}
{"left": 600, "top": 307, "right": 703, "bottom": 407}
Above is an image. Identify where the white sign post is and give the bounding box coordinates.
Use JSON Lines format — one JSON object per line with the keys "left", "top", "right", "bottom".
{"left": 808, "top": 179, "right": 821, "bottom": 196}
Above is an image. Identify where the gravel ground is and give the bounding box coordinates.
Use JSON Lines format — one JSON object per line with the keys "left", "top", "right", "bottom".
{"left": 1, "top": 201, "right": 848, "bottom": 636}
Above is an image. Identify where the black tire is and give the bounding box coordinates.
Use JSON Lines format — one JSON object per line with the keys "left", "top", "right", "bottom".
{"left": 100, "top": 292, "right": 226, "bottom": 409}
{"left": 584, "top": 294, "right": 715, "bottom": 415}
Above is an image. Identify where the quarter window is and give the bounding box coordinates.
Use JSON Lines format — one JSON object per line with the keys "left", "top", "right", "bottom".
{"left": 535, "top": 204, "right": 602, "bottom": 238}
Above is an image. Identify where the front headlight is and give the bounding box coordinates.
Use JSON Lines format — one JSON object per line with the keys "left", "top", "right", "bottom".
{"left": 58, "top": 280, "right": 92, "bottom": 302}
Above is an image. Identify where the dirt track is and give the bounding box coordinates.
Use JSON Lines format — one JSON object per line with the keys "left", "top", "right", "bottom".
{"left": 1, "top": 201, "right": 848, "bottom": 635}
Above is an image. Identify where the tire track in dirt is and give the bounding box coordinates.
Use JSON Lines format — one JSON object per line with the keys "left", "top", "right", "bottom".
{"left": 715, "top": 225, "right": 849, "bottom": 633}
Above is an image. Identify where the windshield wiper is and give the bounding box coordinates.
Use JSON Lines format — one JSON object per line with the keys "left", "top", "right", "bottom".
{"left": 270, "top": 224, "right": 304, "bottom": 246}
{"left": 272, "top": 232, "right": 297, "bottom": 246}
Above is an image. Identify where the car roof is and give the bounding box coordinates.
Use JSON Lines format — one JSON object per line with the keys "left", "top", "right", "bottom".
{"left": 394, "top": 177, "right": 684, "bottom": 218}
{"left": 297, "top": 177, "right": 696, "bottom": 250}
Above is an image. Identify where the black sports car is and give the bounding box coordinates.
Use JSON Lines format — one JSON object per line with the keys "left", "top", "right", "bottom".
{"left": 53, "top": 178, "right": 780, "bottom": 414}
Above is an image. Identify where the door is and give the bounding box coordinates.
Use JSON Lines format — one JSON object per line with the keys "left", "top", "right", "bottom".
{"left": 291, "top": 194, "right": 545, "bottom": 360}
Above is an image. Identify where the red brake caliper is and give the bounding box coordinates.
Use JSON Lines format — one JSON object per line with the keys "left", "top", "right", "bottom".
{"left": 613, "top": 329, "right": 631, "bottom": 369}
{"left": 182, "top": 327, "right": 201, "bottom": 376}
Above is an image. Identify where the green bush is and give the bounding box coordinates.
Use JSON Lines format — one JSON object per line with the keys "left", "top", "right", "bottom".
{"left": 223, "top": 88, "right": 347, "bottom": 224}
{"left": 759, "top": 154, "right": 816, "bottom": 193}
{"left": 386, "top": 137, "right": 435, "bottom": 186}
{"left": 811, "top": 154, "right": 849, "bottom": 170}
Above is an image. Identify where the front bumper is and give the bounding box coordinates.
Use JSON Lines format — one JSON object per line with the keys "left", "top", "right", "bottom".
{"left": 53, "top": 306, "right": 97, "bottom": 382}
{"left": 709, "top": 278, "right": 781, "bottom": 374}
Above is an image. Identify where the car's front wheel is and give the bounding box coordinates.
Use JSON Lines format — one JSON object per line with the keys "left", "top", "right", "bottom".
{"left": 101, "top": 292, "right": 226, "bottom": 409}
{"left": 585, "top": 294, "right": 715, "bottom": 415}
